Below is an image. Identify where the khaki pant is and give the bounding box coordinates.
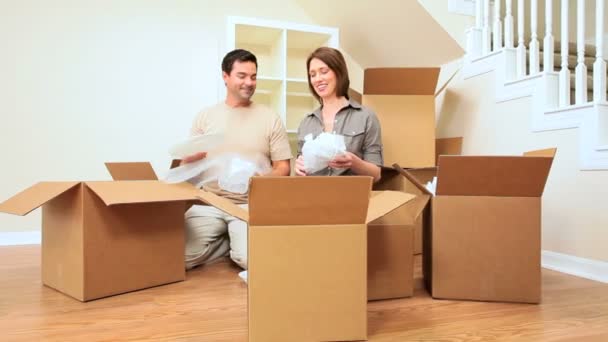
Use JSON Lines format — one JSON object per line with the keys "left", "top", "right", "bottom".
{"left": 184, "top": 204, "right": 248, "bottom": 270}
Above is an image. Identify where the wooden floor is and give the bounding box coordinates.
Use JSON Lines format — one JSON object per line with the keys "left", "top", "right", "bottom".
{"left": 1, "top": 246, "right": 607, "bottom": 342}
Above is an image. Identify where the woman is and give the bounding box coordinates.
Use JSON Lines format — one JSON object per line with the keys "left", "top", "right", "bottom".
{"left": 295, "top": 47, "right": 383, "bottom": 181}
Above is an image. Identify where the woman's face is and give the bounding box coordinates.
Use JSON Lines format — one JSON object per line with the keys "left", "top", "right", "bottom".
{"left": 308, "top": 58, "right": 337, "bottom": 99}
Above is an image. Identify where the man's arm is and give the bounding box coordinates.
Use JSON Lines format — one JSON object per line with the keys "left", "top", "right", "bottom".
{"left": 267, "top": 159, "right": 291, "bottom": 176}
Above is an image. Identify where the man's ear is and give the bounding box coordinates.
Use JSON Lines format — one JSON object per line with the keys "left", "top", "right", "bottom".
{"left": 222, "top": 71, "right": 229, "bottom": 85}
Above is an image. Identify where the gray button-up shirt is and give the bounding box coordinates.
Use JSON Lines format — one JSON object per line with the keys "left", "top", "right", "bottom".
{"left": 297, "top": 99, "right": 384, "bottom": 176}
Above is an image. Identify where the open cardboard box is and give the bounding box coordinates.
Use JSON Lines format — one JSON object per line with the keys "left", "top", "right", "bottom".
{"left": 244, "top": 176, "right": 424, "bottom": 342}
{"left": 362, "top": 67, "right": 459, "bottom": 169}
{"left": 400, "top": 148, "right": 556, "bottom": 304}
{"left": 0, "top": 179, "right": 192, "bottom": 302}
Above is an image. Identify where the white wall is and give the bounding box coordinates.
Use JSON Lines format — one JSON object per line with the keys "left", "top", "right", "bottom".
{"left": 436, "top": 59, "right": 608, "bottom": 262}
{"left": 0, "top": 0, "right": 327, "bottom": 232}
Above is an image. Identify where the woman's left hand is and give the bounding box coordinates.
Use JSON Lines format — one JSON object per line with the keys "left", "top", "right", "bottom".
{"left": 329, "top": 152, "right": 360, "bottom": 169}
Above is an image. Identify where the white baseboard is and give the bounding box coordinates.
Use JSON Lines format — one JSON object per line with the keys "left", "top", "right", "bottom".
{"left": 542, "top": 250, "right": 608, "bottom": 284}
{"left": 0, "top": 231, "right": 41, "bottom": 246}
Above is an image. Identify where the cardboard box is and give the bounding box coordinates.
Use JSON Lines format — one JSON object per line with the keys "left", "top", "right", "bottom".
{"left": 0, "top": 180, "right": 199, "bottom": 301}
{"left": 369, "top": 169, "right": 430, "bottom": 300}
{"left": 0, "top": 162, "right": 227, "bottom": 302}
{"left": 363, "top": 137, "right": 461, "bottom": 301}
{"left": 435, "top": 137, "right": 463, "bottom": 165}
{"left": 404, "top": 148, "right": 556, "bottom": 304}
{"left": 373, "top": 137, "right": 462, "bottom": 257}
{"left": 362, "top": 68, "right": 440, "bottom": 168}
{"left": 229, "top": 176, "right": 416, "bottom": 342}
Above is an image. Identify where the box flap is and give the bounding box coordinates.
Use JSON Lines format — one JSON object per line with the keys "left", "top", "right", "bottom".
{"left": 0, "top": 182, "right": 81, "bottom": 216}
{"left": 196, "top": 190, "right": 249, "bottom": 222}
{"left": 435, "top": 137, "right": 463, "bottom": 164}
{"left": 365, "top": 191, "right": 417, "bottom": 223}
{"left": 436, "top": 155, "right": 554, "bottom": 197}
{"left": 402, "top": 193, "right": 431, "bottom": 224}
{"left": 85, "top": 181, "right": 198, "bottom": 205}
{"left": 248, "top": 176, "right": 372, "bottom": 225}
{"left": 105, "top": 162, "right": 158, "bottom": 181}
{"left": 363, "top": 68, "right": 440, "bottom": 95}
{"left": 393, "top": 164, "right": 434, "bottom": 196}
{"left": 524, "top": 148, "right": 557, "bottom": 158}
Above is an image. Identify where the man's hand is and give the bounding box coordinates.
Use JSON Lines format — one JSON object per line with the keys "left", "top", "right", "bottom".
{"left": 328, "top": 152, "right": 359, "bottom": 169}
{"left": 295, "top": 155, "right": 307, "bottom": 176}
{"left": 180, "top": 152, "right": 207, "bottom": 165}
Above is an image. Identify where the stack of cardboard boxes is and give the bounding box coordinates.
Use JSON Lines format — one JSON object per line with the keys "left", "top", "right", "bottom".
{"left": 360, "top": 67, "right": 555, "bottom": 306}
{"left": 363, "top": 68, "right": 442, "bottom": 301}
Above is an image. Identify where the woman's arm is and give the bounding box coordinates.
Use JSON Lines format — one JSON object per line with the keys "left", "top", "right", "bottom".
{"left": 328, "top": 153, "right": 380, "bottom": 181}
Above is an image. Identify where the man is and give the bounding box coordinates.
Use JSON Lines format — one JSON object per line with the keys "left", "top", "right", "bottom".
{"left": 182, "top": 49, "right": 292, "bottom": 270}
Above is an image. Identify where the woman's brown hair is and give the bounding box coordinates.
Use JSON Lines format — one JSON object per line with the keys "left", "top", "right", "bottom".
{"left": 306, "top": 47, "right": 350, "bottom": 104}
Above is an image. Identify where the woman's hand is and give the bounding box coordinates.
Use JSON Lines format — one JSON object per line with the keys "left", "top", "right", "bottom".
{"left": 329, "top": 152, "right": 360, "bottom": 169}
{"left": 295, "top": 155, "right": 307, "bottom": 176}
{"left": 180, "top": 152, "right": 207, "bottom": 165}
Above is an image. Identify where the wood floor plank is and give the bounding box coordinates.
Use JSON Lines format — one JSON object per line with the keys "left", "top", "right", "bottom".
{"left": 0, "top": 245, "right": 607, "bottom": 341}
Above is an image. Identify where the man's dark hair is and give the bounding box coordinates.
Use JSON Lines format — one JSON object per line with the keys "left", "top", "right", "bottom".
{"left": 221, "top": 49, "right": 258, "bottom": 74}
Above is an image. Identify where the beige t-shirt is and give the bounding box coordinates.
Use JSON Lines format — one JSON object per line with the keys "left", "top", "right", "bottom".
{"left": 190, "top": 102, "right": 292, "bottom": 203}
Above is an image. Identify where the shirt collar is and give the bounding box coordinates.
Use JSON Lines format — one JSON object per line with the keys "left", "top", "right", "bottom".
{"left": 308, "top": 98, "right": 362, "bottom": 120}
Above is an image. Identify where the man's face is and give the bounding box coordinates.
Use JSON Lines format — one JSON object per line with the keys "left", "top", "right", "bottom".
{"left": 223, "top": 60, "right": 257, "bottom": 102}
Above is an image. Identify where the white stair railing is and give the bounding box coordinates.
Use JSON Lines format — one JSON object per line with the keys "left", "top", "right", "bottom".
{"left": 516, "top": 0, "right": 527, "bottom": 77}
{"left": 559, "top": 0, "right": 571, "bottom": 107}
{"left": 544, "top": 0, "right": 554, "bottom": 73}
{"left": 505, "top": 0, "right": 514, "bottom": 49}
{"left": 493, "top": 0, "right": 503, "bottom": 51}
{"left": 467, "top": 0, "right": 605, "bottom": 108}
{"left": 476, "top": 0, "right": 483, "bottom": 29}
{"left": 594, "top": 0, "right": 607, "bottom": 103}
{"left": 530, "top": 0, "right": 540, "bottom": 74}
{"left": 575, "top": 0, "right": 588, "bottom": 105}
{"left": 483, "top": 0, "right": 491, "bottom": 54}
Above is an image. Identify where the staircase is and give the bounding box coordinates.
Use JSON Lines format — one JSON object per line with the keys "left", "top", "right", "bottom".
{"left": 463, "top": 0, "right": 608, "bottom": 170}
